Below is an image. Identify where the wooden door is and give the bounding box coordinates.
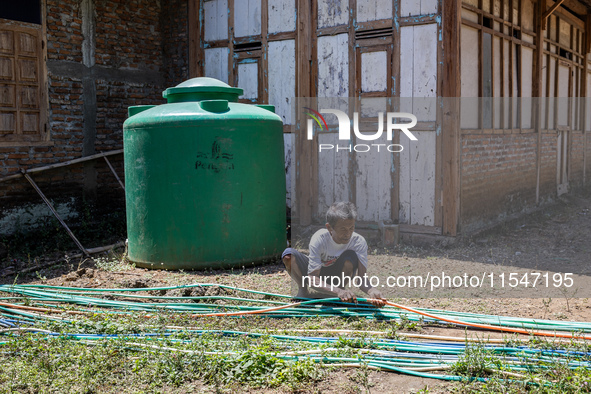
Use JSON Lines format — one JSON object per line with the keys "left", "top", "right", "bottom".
{"left": 0, "top": 21, "right": 47, "bottom": 145}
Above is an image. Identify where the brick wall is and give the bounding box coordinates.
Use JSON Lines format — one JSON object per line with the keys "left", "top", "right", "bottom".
{"left": 161, "top": 0, "right": 189, "bottom": 88}
{"left": 0, "top": 0, "right": 190, "bottom": 236}
{"left": 539, "top": 132, "right": 557, "bottom": 198}
{"left": 460, "top": 132, "right": 538, "bottom": 233}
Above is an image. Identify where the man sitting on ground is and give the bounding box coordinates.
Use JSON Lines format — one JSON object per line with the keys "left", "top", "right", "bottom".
{"left": 282, "top": 201, "right": 385, "bottom": 307}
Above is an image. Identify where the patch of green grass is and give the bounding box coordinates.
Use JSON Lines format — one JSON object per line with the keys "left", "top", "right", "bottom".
{"left": 0, "top": 315, "right": 324, "bottom": 393}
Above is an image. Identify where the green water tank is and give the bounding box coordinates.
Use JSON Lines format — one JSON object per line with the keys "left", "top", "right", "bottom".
{"left": 123, "top": 78, "right": 286, "bottom": 270}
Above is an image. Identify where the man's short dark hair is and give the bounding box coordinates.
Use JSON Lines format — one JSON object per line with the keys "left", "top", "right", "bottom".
{"left": 326, "top": 202, "right": 358, "bottom": 228}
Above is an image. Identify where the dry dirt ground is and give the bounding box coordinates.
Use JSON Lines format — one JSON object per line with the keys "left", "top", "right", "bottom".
{"left": 1, "top": 190, "right": 591, "bottom": 393}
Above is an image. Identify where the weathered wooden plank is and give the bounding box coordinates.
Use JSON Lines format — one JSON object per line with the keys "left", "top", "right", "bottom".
{"left": 398, "top": 132, "right": 411, "bottom": 224}
{"left": 361, "top": 51, "right": 387, "bottom": 92}
{"left": 357, "top": 0, "right": 392, "bottom": 23}
{"left": 355, "top": 133, "right": 391, "bottom": 222}
{"left": 421, "top": 0, "right": 438, "bottom": 15}
{"left": 237, "top": 61, "right": 259, "bottom": 99}
{"left": 317, "top": 133, "right": 350, "bottom": 219}
{"left": 503, "top": 38, "right": 511, "bottom": 127}
{"left": 317, "top": 34, "right": 349, "bottom": 97}
{"left": 410, "top": 131, "right": 436, "bottom": 226}
{"left": 234, "top": 0, "right": 262, "bottom": 38}
{"left": 462, "top": 8, "right": 479, "bottom": 23}
{"left": 460, "top": 25, "right": 479, "bottom": 129}
{"left": 557, "top": 63, "right": 570, "bottom": 126}
{"left": 399, "top": 224, "right": 442, "bottom": 234}
{"left": 317, "top": 0, "right": 349, "bottom": 28}
{"left": 401, "top": 0, "right": 421, "bottom": 17}
{"left": 401, "top": 0, "right": 437, "bottom": 16}
{"left": 204, "top": 47, "right": 229, "bottom": 83}
{"left": 268, "top": 39, "right": 296, "bottom": 124}
{"left": 548, "top": 56, "right": 556, "bottom": 128}
{"left": 413, "top": 24, "right": 437, "bottom": 120}
{"left": 493, "top": 35, "right": 501, "bottom": 128}
{"left": 268, "top": 0, "right": 296, "bottom": 33}
{"left": 522, "top": 46, "right": 533, "bottom": 128}
{"left": 268, "top": 31, "right": 296, "bottom": 41}
{"left": 400, "top": 26, "right": 414, "bottom": 102}
{"left": 204, "top": 0, "right": 228, "bottom": 41}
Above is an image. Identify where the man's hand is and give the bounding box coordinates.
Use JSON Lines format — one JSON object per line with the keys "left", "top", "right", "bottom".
{"left": 337, "top": 289, "right": 357, "bottom": 303}
{"left": 367, "top": 288, "right": 386, "bottom": 307}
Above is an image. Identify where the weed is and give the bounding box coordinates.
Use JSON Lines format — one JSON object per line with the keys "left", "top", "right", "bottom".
{"left": 351, "top": 361, "right": 374, "bottom": 393}
{"left": 450, "top": 344, "right": 503, "bottom": 378}
{"left": 93, "top": 255, "right": 134, "bottom": 272}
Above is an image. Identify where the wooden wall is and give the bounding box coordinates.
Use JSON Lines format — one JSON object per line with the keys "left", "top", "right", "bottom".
{"left": 459, "top": 0, "right": 591, "bottom": 233}
{"left": 195, "top": 0, "right": 590, "bottom": 236}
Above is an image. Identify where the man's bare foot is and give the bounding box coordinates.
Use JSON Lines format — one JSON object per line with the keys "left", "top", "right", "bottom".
{"left": 292, "top": 288, "right": 309, "bottom": 300}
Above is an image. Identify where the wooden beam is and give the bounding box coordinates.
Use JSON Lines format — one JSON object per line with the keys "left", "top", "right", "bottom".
{"left": 542, "top": 0, "right": 566, "bottom": 30}
{"left": 441, "top": 0, "right": 461, "bottom": 236}
{"left": 586, "top": 13, "right": 591, "bottom": 54}
{"left": 0, "top": 149, "right": 124, "bottom": 183}
{"left": 188, "top": 0, "right": 203, "bottom": 78}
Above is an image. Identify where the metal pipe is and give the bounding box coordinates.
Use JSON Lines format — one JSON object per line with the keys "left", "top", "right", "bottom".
{"left": 22, "top": 171, "right": 89, "bottom": 256}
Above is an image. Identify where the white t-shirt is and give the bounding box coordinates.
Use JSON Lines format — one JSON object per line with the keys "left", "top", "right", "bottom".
{"left": 307, "top": 229, "right": 368, "bottom": 274}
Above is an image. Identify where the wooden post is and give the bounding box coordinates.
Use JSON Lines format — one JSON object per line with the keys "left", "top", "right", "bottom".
{"left": 261, "top": 0, "right": 269, "bottom": 103}
{"left": 391, "top": 0, "right": 401, "bottom": 224}
{"left": 584, "top": 13, "right": 591, "bottom": 186}
{"left": 188, "top": 0, "right": 203, "bottom": 78}
{"left": 534, "top": 0, "right": 546, "bottom": 203}
{"left": 441, "top": 0, "right": 461, "bottom": 236}
{"left": 296, "top": 0, "right": 314, "bottom": 225}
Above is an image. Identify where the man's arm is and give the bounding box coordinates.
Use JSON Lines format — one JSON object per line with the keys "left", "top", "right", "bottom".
{"left": 306, "top": 269, "right": 356, "bottom": 302}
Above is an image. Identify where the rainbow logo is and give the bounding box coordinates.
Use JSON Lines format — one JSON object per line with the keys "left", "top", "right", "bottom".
{"left": 303, "top": 107, "right": 328, "bottom": 132}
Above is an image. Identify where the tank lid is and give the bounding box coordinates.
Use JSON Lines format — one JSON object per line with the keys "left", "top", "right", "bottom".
{"left": 163, "top": 77, "right": 244, "bottom": 103}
